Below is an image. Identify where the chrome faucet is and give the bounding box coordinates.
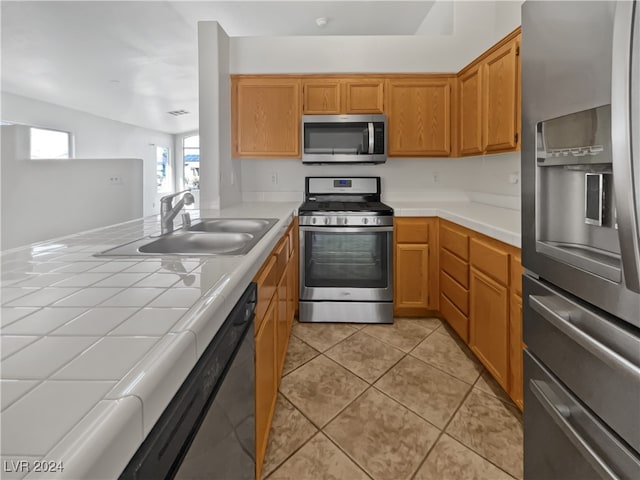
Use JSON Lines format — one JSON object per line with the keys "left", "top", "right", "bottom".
{"left": 160, "top": 189, "right": 195, "bottom": 235}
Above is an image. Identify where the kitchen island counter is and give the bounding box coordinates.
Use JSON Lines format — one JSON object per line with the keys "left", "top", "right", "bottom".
{"left": 0, "top": 202, "right": 298, "bottom": 479}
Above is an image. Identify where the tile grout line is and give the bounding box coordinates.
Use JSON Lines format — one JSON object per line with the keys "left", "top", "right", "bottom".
{"left": 408, "top": 377, "right": 477, "bottom": 480}
{"left": 434, "top": 387, "right": 523, "bottom": 480}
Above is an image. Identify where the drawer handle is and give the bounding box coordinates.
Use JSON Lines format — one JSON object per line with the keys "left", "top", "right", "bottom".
{"left": 529, "top": 379, "right": 618, "bottom": 480}
{"left": 529, "top": 295, "right": 639, "bottom": 378}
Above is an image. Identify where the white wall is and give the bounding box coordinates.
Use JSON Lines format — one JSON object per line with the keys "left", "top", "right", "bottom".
{"left": 198, "top": 21, "right": 241, "bottom": 209}
{"left": 1, "top": 92, "right": 174, "bottom": 216}
{"left": 1, "top": 125, "right": 143, "bottom": 249}
{"left": 240, "top": 153, "right": 521, "bottom": 204}
{"left": 229, "top": 1, "right": 523, "bottom": 74}
{"left": 229, "top": 1, "right": 523, "bottom": 208}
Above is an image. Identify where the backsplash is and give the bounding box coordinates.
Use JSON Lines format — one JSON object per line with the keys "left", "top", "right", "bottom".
{"left": 239, "top": 152, "right": 521, "bottom": 209}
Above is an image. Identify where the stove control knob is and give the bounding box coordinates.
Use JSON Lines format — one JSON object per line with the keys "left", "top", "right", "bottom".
{"left": 312, "top": 218, "right": 317, "bottom": 224}
{"left": 362, "top": 218, "right": 368, "bottom": 225}
{"left": 324, "top": 217, "right": 330, "bottom": 225}
{"left": 376, "top": 218, "right": 381, "bottom": 225}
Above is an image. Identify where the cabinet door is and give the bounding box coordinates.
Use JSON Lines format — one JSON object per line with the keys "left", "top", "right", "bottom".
{"left": 255, "top": 300, "right": 277, "bottom": 479}
{"left": 286, "top": 255, "right": 296, "bottom": 331}
{"left": 233, "top": 78, "right": 301, "bottom": 158}
{"left": 395, "top": 244, "right": 430, "bottom": 310}
{"left": 344, "top": 79, "right": 384, "bottom": 113}
{"left": 387, "top": 78, "right": 452, "bottom": 157}
{"left": 276, "top": 276, "right": 288, "bottom": 380}
{"left": 458, "top": 64, "right": 484, "bottom": 156}
{"left": 469, "top": 267, "right": 509, "bottom": 388}
{"left": 509, "top": 294, "right": 524, "bottom": 410}
{"left": 302, "top": 80, "right": 341, "bottom": 114}
{"left": 483, "top": 39, "right": 519, "bottom": 152}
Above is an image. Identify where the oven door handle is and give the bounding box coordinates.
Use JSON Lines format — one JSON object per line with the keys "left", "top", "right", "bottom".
{"left": 300, "top": 226, "right": 393, "bottom": 233}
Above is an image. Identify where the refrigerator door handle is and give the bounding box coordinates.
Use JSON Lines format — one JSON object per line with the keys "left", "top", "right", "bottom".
{"left": 529, "top": 379, "right": 618, "bottom": 480}
{"left": 611, "top": 0, "right": 640, "bottom": 293}
{"left": 529, "top": 295, "right": 640, "bottom": 376}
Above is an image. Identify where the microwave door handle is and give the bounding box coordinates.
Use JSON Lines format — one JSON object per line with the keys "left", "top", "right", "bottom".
{"left": 368, "top": 122, "right": 374, "bottom": 154}
{"left": 612, "top": 0, "right": 640, "bottom": 293}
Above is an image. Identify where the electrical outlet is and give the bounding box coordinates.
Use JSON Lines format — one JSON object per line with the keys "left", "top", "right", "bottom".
{"left": 508, "top": 173, "right": 519, "bottom": 185}
{"left": 271, "top": 172, "right": 278, "bottom": 185}
{"left": 432, "top": 172, "right": 440, "bottom": 183}
{"left": 109, "top": 175, "right": 123, "bottom": 185}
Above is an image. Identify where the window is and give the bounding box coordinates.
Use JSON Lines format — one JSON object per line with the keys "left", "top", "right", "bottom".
{"left": 183, "top": 134, "right": 199, "bottom": 190}
{"left": 156, "top": 146, "right": 172, "bottom": 193}
{"left": 30, "top": 127, "right": 71, "bottom": 159}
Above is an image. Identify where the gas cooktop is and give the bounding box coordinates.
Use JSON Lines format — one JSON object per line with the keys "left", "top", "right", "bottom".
{"left": 299, "top": 176, "right": 393, "bottom": 216}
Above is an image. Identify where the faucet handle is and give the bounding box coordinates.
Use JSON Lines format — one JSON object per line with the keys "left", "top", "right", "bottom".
{"left": 160, "top": 189, "right": 192, "bottom": 204}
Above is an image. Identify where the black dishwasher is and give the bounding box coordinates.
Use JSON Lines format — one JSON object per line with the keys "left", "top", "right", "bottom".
{"left": 120, "top": 283, "right": 256, "bottom": 480}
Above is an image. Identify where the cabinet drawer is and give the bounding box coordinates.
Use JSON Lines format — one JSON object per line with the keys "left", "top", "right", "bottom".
{"left": 440, "top": 224, "right": 469, "bottom": 261}
{"left": 274, "top": 237, "right": 290, "bottom": 281}
{"left": 440, "top": 248, "right": 469, "bottom": 288}
{"left": 396, "top": 218, "right": 430, "bottom": 243}
{"left": 440, "top": 293, "right": 469, "bottom": 343}
{"left": 470, "top": 238, "right": 509, "bottom": 285}
{"left": 254, "top": 256, "right": 277, "bottom": 330}
{"left": 511, "top": 255, "right": 523, "bottom": 297}
{"left": 440, "top": 271, "right": 469, "bottom": 315}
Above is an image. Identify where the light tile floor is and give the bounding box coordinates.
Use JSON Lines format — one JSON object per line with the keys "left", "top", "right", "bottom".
{"left": 262, "top": 318, "right": 523, "bottom": 480}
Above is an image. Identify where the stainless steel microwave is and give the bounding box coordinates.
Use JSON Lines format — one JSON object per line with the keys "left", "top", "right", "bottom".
{"left": 301, "top": 114, "right": 387, "bottom": 164}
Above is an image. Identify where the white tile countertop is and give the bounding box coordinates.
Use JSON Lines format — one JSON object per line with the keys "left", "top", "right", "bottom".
{"left": 0, "top": 202, "right": 298, "bottom": 480}
{"left": 389, "top": 201, "right": 521, "bottom": 247}
{"left": 0, "top": 199, "right": 521, "bottom": 479}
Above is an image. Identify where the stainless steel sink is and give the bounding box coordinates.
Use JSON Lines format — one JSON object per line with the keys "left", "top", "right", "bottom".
{"left": 139, "top": 232, "right": 254, "bottom": 255}
{"left": 96, "top": 217, "right": 279, "bottom": 257}
{"left": 188, "top": 218, "right": 277, "bottom": 233}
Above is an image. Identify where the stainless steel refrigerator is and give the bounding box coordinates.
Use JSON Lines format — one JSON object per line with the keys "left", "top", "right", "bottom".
{"left": 521, "top": 1, "right": 640, "bottom": 478}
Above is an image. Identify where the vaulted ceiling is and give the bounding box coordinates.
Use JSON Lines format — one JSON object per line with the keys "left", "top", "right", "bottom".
{"left": 1, "top": 1, "right": 465, "bottom": 134}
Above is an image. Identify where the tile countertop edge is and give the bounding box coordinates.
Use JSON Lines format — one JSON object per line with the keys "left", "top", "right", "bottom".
{"left": 392, "top": 202, "right": 521, "bottom": 248}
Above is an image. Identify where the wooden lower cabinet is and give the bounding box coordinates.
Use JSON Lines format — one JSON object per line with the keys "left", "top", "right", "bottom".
{"left": 395, "top": 244, "right": 430, "bottom": 310}
{"left": 255, "top": 300, "right": 277, "bottom": 479}
{"left": 394, "top": 217, "right": 438, "bottom": 316}
{"left": 509, "top": 294, "right": 524, "bottom": 409}
{"left": 469, "top": 267, "right": 509, "bottom": 390}
{"left": 276, "top": 279, "right": 288, "bottom": 377}
{"left": 254, "top": 219, "right": 298, "bottom": 479}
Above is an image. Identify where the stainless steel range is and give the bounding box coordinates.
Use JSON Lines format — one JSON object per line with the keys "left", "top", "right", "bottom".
{"left": 298, "top": 177, "right": 394, "bottom": 324}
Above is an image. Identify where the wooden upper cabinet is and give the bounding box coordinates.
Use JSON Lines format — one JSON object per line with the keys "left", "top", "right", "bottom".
{"left": 483, "top": 36, "right": 520, "bottom": 153}
{"left": 302, "top": 80, "right": 341, "bottom": 114}
{"left": 458, "top": 64, "right": 484, "bottom": 156}
{"left": 386, "top": 78, "right": 452, "bottom": 157}
{"left": 232, "top": 77, "right": 301, "bottom": 158}
{"left": 302, "top": 78, "right": 384, "bottom": 114}
{"left": 344, "top": 79, "right": 384, "bottom": 113}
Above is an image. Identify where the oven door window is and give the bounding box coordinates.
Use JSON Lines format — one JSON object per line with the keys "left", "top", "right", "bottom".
{"left": 304, "top": 231, "right": 387, "bottom": 288}
{"left": 303, "top": 122, "right": 368, "bottom": 155}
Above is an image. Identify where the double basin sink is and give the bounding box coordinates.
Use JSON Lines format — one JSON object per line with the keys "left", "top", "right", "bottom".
{"left": 97, "top": 218, "right": 279, "bottom": 257}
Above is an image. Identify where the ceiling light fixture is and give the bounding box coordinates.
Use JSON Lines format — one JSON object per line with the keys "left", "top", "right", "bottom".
{"left": 315, "top": 17, "right": 328, "bottom": 28}
{"left": 167, "top": 110, "right": 190, "bottom": 116}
